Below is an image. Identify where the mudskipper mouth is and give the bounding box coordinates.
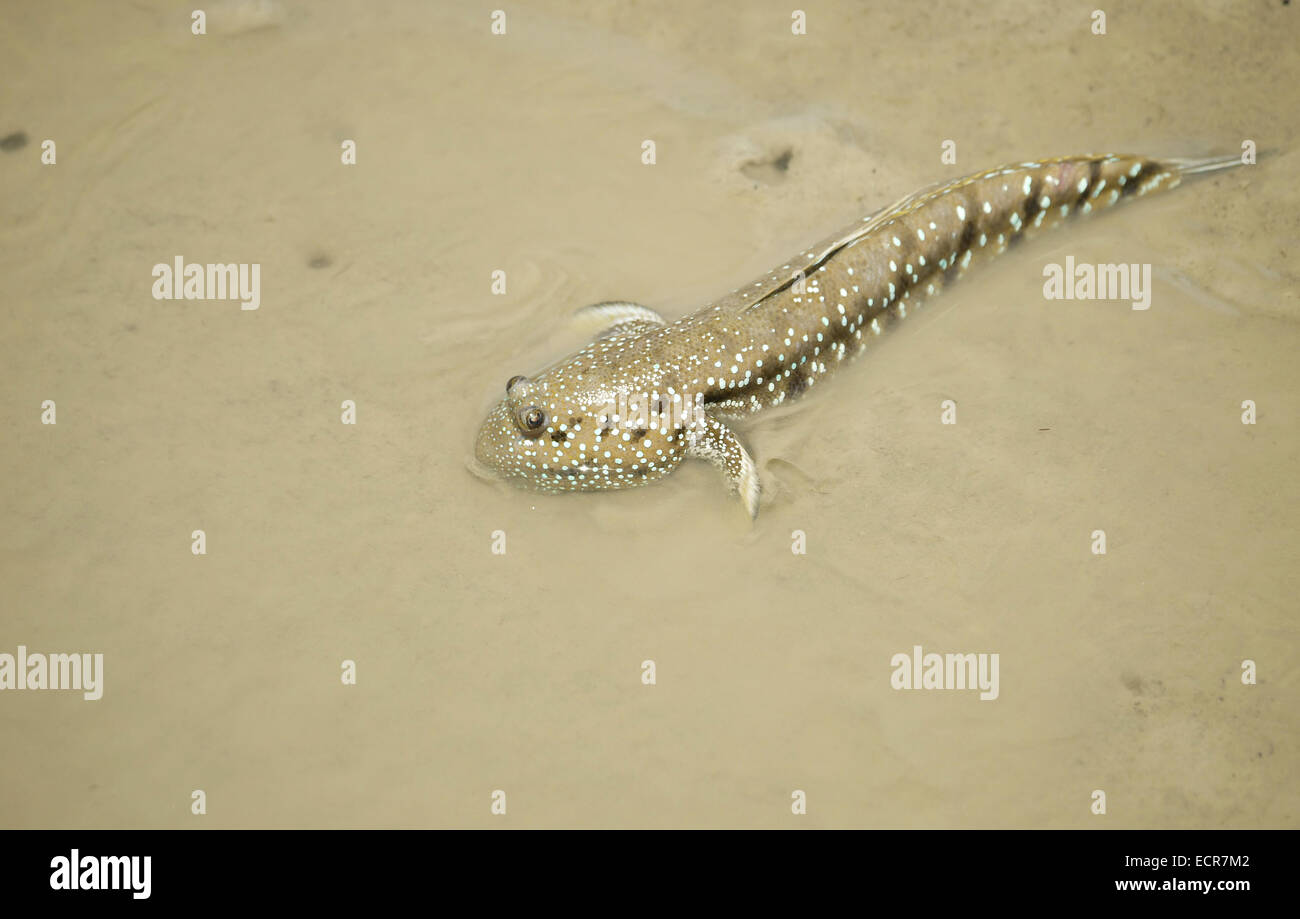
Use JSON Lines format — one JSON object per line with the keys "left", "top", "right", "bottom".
{"left": 465, "top": 455, "right": 605, "bottom": 485}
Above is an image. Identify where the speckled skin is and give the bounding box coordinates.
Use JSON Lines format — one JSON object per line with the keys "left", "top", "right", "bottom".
{"left": 474, "top": 153, "right": 1240, "bottom": 517}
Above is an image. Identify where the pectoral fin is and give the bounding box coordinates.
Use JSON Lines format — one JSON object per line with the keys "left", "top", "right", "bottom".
{"left": 686, "top": 416, "right": 761, "bottom": 519}
{"left": 574, "top": 301, "right": 667, "bottom": 340}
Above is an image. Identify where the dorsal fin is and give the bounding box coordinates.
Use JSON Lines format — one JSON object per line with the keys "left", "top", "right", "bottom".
{"left": 705, "top": 183, "right": 949, "bottom": 317}
{"left": 573, "top": 301, "right": 667, "bottom": 340}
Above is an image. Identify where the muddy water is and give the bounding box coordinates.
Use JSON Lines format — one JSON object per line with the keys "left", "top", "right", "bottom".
{"left": 1, "top": 0, "right": 1296, "bottom": 828}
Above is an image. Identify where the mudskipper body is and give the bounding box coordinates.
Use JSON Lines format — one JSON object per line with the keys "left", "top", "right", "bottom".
{"left": 473, "top": 153, "right": 1242, "bottom": 517}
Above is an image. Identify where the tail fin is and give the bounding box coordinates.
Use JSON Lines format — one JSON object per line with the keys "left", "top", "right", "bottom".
{"left": 1164, "top": 153, "right": 1247, "bottom": 176}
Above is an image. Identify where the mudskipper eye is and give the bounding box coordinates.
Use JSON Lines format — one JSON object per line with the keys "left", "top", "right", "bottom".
{"left": 506, "top": 374, "right": 527, "bottom": 394}
{"left": 518, "top": 406, "right": 547, "bottom": 435}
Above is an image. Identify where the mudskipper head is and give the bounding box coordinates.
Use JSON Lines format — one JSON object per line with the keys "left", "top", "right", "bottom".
{"left": 473, "top": 358, "right": 697, "bottom": 494}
